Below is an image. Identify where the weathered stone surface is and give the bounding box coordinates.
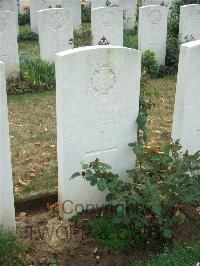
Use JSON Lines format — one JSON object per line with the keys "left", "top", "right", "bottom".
{"left": 120, "top": 0, "right": 137, "bottom": 29}
{"left": 179, "top": 4, "right": 200, "bottom": 43}
{"left": 56, "top": 46, "right": 141, "bottom": 219}
{"left": 0, "top": 11, "right": 19, "bottom": 78}
{"left": 172, "top": 40, "right": 200, "bottom": 154}
{"left": 138, "top": 5, "right": 168, "bottom": 65}
{"left": 0, "top": 0, "right": 18, "bottom": 32}
{"left": 0, "top": 61, "right": 16, "bottom": 233}
{"left": 38, "top": 8, "right": 73, "bottom": 62}
{"left": 62, "top": 0, "right": 81, "bottom": 29}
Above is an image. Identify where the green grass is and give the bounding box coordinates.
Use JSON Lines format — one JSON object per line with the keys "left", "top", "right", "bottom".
{"left": 124, "top": 29, "right": 138, "bottom": 49}
{"left": 8, "top": 91, "right": 57, "bottom": 197}
{"left": 18, "top": 25, "right": 39, "bottom": 56}
{"left": 131, "top": 241, "right": 200, "bottom": 266}
{"left": 0, "top": 233, "right": 27, "bottom": 266}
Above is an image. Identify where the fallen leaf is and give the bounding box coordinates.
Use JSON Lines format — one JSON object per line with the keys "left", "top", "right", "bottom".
{"left": 18, "top": 179, "right": 31, "bottom": 186}
{"left": 50, "top": 145, "right": 55, "bottom": 148}
{"left": 14, "top": 186, "right": 20, "bottom": 193}
{"left": 27, "top": 172, "right": 36, "bottom": 177}
{"left": 34, "top": 142, "right": 41, "bottom": 147}
{"left": 47, "top": 202, "right": 58, "bottom": 212}
{"left": 19, "top": 212, "right": 27, "bottom": 219}
{"left": 26, "top": 156, "right": 33, "bottom": 162}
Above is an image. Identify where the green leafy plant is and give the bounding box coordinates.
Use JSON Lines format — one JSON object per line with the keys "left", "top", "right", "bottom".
{"left": 123, "top": 29, "right": 138, "bottom": 49}
{"left": 19, "top": 54, "right": 55, "bottom": 91}
{"left": 69, "top": 213, "right": 82, "bottom": 222}
{"left": 72, "top": 141, "right": 200, "bottom": 249}
{"left": 71, "top": 68, "right": 200, "bottom": 251}
{"left": 18, "top": 13, "right": 30, "bottom": 26}
{"left": 142, "top": 49, "right": 159, "bottom": 79}
{"left": 0, "top": 233, "right": 27, "bottom": 266}
{"left": 74, "top": 24, "right": 92, "bottom": 47}
{"left": 137, "top": 74, "right": 160, "bottom": 143}
{"left": 88, "top": 215, "right": 144, "bottom": 252}
{"left": 18, "top": 28, "right": 38, "bottom": 42}
{"left": 81, "top": 1, "right": 91, "bottom": 22}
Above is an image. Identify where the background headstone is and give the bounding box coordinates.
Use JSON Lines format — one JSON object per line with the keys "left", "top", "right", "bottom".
{"left": 0, "top": 11, "right": 19, "bottom": 78}
{"left": 38, "top": 8, "right": 73, "bottom": 62}
{"left": 0, "top": 0, "right": 19, "bottom": 33}
{"left": 172, "top": 40, "right": 200, "bottom": 154}
{"left": 119, "top": 0, "right": 137, "bottom": 30}
{"left": 62, "top": 0, "right": 81, "bottom": 29}
{"left": 179, "top": 4, "right": 200, "bottom": 43}
{"left": 56, "top": 46, "right": 141, "bottom": 219}
{"left": 0, "top": 61, "right": 16, "bottom": 233}
{"left": 138, "top": 5, "right": 168, "bottom": 65}
{"left": 30, "top": 0, "right": 61, "bottom": 33}
{"left": 91, "top": 7, "right": 123, "bottom": 46}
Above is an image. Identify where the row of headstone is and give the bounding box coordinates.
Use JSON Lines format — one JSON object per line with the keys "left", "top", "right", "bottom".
{"left": 138, "top": 4, "right": 200, "bottom": 65}
{"left": 0, "top": 40, "right": 200, "bottom": 227}
{"left": 55, "top": 40, "right": 200, "bottom": 219}
{"left": 0, "top": 1, "right": 200, "bottom": 75}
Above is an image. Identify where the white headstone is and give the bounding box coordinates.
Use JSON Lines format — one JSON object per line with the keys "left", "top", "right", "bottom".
{"left": 30, "top": 0, "right": 61, "bottom": 33}
{"left": 179, "top": 4, "right": 200, "bottom": 43}
{"left": 91, "top": 7, "right": 123, "bottom": 46}
{"left": 119, "top": 0, "right": 137, "bottom": 30}
{"left": 91, "top": 0, "right": 119, "bottom": 9}
{"left": 56, "top": 46, "right": 141, "bottom": 219}
{"left": 0, "top": 61, "right": 16, "bottom": 233}
{"left": 0, "top": 0, "right": 18, "bottom": 33}
{"left": 19, "top": 0, "right": 30, "bottom": 14}
{"left": 0, "top": 11, "right": 19, "bottom": 78}
{"left": 62, "top": 0, "right": 81, "bottom": 29}
{"left": 138, "top": 5, "right": 168, "bottom": 65}
{"left": 172, "top": 40, "right": 200, "bottom": 154}
{"left": 38, "top": 8, "right": 73, "bottom": 62}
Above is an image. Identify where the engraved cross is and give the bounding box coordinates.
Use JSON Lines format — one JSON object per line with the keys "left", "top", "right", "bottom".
{"left": 86, "top": 130, "right": 117, "bottom": 157}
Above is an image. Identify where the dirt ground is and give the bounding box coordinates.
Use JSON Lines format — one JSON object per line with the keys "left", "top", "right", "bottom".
{"left": 16, "top": 204, "right": 200, "bottom": 266}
